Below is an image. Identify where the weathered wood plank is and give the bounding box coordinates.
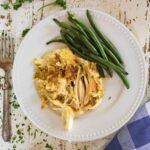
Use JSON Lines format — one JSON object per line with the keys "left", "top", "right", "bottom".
{"left": 0, "top": 0, "right": 149, "bottom": 149}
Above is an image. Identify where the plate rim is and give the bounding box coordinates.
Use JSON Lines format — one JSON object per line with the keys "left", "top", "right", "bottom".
{"left": 12, "top": 8, "right": 147, "bottom": 141}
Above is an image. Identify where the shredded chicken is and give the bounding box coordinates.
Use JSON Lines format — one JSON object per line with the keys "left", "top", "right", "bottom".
{"left": 33, "top": 48, "right": 104, "bottom": 130}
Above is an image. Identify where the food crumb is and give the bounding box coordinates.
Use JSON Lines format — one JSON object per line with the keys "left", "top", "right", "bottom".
{"left": 108, "top": 96, "right": 111, "bottom": 100}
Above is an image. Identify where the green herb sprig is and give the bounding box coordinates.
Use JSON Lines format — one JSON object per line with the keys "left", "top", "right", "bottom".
{"left": 1, "top": 0, "right": 32, "bottom": 10}
{"left": 1, "top": 0, "right": 66, "bottom": 10}
{"left": 13, "top": 0, "right": 32, "bottom": 10}
{"left": 55, "top": 0, "right": 66, "bottom": 9}
{"left": 38, "top": 0, "right": 66, "bottom": 11}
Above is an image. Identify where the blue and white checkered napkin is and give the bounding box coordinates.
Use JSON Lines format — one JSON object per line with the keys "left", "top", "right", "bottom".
{"left": 105, "top": 100, "right": 150, "bottom": 150}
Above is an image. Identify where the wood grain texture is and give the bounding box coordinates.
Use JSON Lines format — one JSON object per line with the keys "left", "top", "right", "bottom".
{"left": 0, "top": 0, "right": 149, "bottom": 149}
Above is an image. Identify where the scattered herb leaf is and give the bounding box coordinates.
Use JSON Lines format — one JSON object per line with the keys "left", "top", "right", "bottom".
{"left": 11, "top": 100, "right": 20, "bottom": 109}
{"left": 16, "top": 124, "right": 19, "bottom": 128}
{"left": 13, "top": 94, "right": 17, "bottom": 100}
{"left": 22, "top": 28, "right": 30, "bottom": 37}
{"left": 18, "top": 135, "right": 23, "bottom": 140}
{"left": 13, "top": 144, "right": 16, "bottom": 150}
{"left": 12, "top": 1, "right": 22, "bottom": 10}
{"left": 11, "top": 136, "right": 17, "bottom": 143}
{"left": 55, "top": 0, "right": 66, "bottom": 9}
{"left": 1, "top": 0, "right": 66, "bottom": 11}
{"left": 27, "top": 125, "right": 31, "bottom": 135}
{"left": 17, "top": 129, "right": 21, "bottom": 135}
{"left": 108, "top": 96, "right": 111, "bottom": 100}
{"left": 43, "top": 139, "right": 47, "bottom": 142}
{"left": 13, "top": 0, "right": 32, "bottom": 10}
{"left": 1, "top": 0, "right": 32, "bottom": 10}
{"left": 1, "top": 3, "right": 10, "bottom": 10}
{"left": 45, "top": 143, "right": 53, "bottom": 150}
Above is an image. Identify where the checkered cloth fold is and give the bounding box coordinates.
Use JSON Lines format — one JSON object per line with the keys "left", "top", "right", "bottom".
{"left": 105, "top": 100, "right": 150, "bottom": 150}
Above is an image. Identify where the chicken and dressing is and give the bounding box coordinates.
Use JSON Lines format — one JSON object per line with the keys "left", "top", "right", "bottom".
{"left": 33, "top": 48, "right": 104, "bottom": 130}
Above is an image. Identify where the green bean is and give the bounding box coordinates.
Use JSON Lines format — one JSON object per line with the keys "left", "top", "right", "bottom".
{"left": 76, "top": 30, "right": 122, "bottom": 68}
{"left": 53, "top": 18, "right": 81, "bottom": 33}
{"left": 61, "top": 29, "right": 77, "bottom": 40}
{"left": 60, "top": 31, "right": 94, "bottom": 62}
{"left": 116, "top": 72, "right": 130, "bottom": 89}
{"left": 96, "top": 64, "right": 105, "bottom": 78}
{"left": 53, "top": 19, "right": 72, "bottom": 29}
{"left": 67, "top": 25, "right": 122, "bottom": 68}
{"left": 62, "top": 28, "right": 99, "bottom": 55}
{"left": 87, "top": 53, "right": 126, "bottom": 74}
{"left": 67, "top": 12, "right": 107, "bottom": 59}
{"left": 102, "top": 43, "right": 123, "bottom": 68}
{"left": 46, "top": 39, "right": 64, "bottom": 45}
{"left": 68, "top": 12, "right": 113, "bottom": 76}
{"left": 77, "top": 32, "right": 99, "bottom": 55}
{"left": 62, "top": 30, "right": 93, "bottom": 57}
{"left": 53, "top": 19, "right": 80, "bottom": 41}
{"left": 61, "top": 29, "right": 97, "bottom": 56}
{"left": 86, "top": 9, "right": 124, "bottom": 64}
{"left": 67, "top": 17, "right": 90, "bottom": 41}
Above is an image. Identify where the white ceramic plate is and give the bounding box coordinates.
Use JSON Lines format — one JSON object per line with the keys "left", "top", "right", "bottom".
{"left": 12, "top": 8, "right": 147, "bottom": 141}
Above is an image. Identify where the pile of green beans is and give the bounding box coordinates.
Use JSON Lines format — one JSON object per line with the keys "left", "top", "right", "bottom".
{"left": 46, "top": 10, "right": 130, "bottom": 89}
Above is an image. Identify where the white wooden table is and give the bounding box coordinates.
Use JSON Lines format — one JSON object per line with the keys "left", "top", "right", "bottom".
{"left": 0, "top": 0, "right": 150, "bottom": 149}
